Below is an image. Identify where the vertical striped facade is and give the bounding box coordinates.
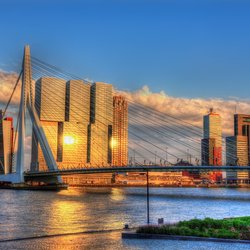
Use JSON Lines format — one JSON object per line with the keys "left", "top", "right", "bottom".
{"left": 226, "top": 135, "right": 248, "bottom": 180}
{"left": 0, "top": 111, "right": 13, "bottom": 174}
{"left": 31, "top": 78, "right": 127, "bottom": 172}
{"left": 89, "top": 82, "right": 113, "bottom": 166}
{"left": 112, "top": 96, "right": 128, "bottom": 166}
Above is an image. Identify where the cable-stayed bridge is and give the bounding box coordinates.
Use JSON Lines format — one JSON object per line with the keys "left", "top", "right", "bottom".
{"left": 0, "top": 45, "right": 248, "bottom": 185}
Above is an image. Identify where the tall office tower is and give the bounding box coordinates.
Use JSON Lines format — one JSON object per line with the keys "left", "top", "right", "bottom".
{"left": 226, "top": 136, "right": 248, "bottom": 181}
{"left": 32, "top": 121, "right": 59, "bottom": 171}
{"left": 60, "top": 80, "right": 91, "bottom": 167}
{"left": 65, "top": 80, "right": 90, "bottom": 123}
{"left": 0, "top": 110, "right": 13, "bottom": 174}
{"left": 88, "top": 82, "right": 113, "bottom": 166}
{"left": 35, "top": 77, "right": 66, "bottom": 121}
{"left": 31, "top": 78, "right": 92, "bottom": 170}
{"left": 201, "top": 138, "right": 216, "bottom": 166}
{"left": 202, "top": 108, "right": 222, "bottom": 166}
{"left": 112, "top": 96, "right": 128, "bottom": 166}
{"left": 31, "top": 77, "right": 66, "bottom": 170}
{"left": 225, "top": 114, "right": 250, "bottom": 181}
{"left": 234, "top": 114, "right": 250, "bottom": 163}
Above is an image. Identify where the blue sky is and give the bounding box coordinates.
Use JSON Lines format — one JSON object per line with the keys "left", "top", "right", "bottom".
{"left": 1, "top": 0, "right": 250, "bottom": 98}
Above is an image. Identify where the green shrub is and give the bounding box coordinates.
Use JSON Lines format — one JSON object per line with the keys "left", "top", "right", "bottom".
{"left": 215, "top": 229, "right": 240, "bottom": 239}
{"left": 137, "top": 216, "right": 250, "bottom": 240}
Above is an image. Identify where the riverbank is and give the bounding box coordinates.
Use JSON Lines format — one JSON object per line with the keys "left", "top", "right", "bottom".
{"left": 1, "top": 230, "right": 250, "bottom": 250}
{"left": 68, "top": 183, "right": 250, "bottom": 188}
{"left": 0, "top": 182, "right": 68, "bottom": 190}
{"left": 133, "top": 217, "right": 250, "bottom": 241}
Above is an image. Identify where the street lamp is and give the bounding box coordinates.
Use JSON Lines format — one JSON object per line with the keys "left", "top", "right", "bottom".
{"left": 166, "top": 147, "right": 168, "bottom": 166}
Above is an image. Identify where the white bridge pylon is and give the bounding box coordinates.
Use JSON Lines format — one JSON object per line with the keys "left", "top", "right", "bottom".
{"left": 14, "top": 45, "right": 62, "bottom": 183}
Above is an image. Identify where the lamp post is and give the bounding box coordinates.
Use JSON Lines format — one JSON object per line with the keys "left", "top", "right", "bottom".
{"left": 166, "top": 147, "right": 168, "bottom": 166}
{"left": 146, "top": 169, "right": 149, "bottom": 224}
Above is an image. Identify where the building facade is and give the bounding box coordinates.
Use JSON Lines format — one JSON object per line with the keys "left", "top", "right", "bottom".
{"left": 31, "top": 78, "right": 129, "bottom": 185}
{"left": 88, "top": 82, "right": 113, "bottom": 166}
{"left": 225, "top": 114, "right": 250, "bottom": 181}
{"left": 112, "top": 96, "right": 128, "bottom": 166}
{"left": 32, "top": 77, "right": 91, "bottom": 170}
{"left": 0, "top": 111, "right": 14, "bottom": 174}
{"left": 234, "top": 114, "right": 250, "bottom": 164}
{"left": 202, "top": 109, "right": 222, "bottom": 166}
{"left": 226, "top": 135, "right": 248, "bottom": 180}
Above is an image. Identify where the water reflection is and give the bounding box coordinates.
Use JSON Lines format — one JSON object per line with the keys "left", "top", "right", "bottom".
{"left": 0, "top": 188, "right": 250, "bottom": 241}
{"left": 48, "top": 199, "right": 86, "bottom": 234}
{"left": 110, "top": 188, "right": 126, "bottom": 201}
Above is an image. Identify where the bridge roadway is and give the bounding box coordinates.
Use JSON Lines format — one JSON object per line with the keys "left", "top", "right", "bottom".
{"left": 24, "top": 165, "right": 250, "bottom": 178}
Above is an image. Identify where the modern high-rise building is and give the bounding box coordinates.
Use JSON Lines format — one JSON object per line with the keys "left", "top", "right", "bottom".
{"left": 59, "top": 122, "right": 89, "bottom": 165}
{"left": 234, "top": 114, "right": 250, "bottom": 163}
{"left": 31, "top": 77, "right": 128, "bottom": 182}
{"left": 31, "top": 121, "right": 59, "bottom": 171}
{"left": 32, "top": 77, "right": 65, "bottom": 171}
{"left": 65, "top": 80, "right": 90, "bottom": 123}
{"left": 0, "top": 110, "right": 14, "bottom": 174}
{"left": 201, "top": 109, "right": 222, "bottom": 166}
{"left": 112, "top": 96, "right": 128, "bottom": 166}
{"left": 201, "top": 138, "right": 216, "bottom": 166}
{"left": 226, "top": 135, "right": 248, "bottom": 180}
{"left": 225, "top": 114, "right": 250, "bottom": 181}
{"left": 31, "top": 78, "right": 91, "bottom": 170}
{"left": 35, "top": 77, "right": 66, "bottom": 122}
{"left": 88, "top": 82, "right": 113, "bottom": 166}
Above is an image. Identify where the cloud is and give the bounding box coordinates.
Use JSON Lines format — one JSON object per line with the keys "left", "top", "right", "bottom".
{"left": 119, "top": 85, "right": 250, "bottom": 136}
{"left": 0, "top": 70, "right": 21, "bottom": 107}
{"left": 2, "top": 69, "right": 250, "bottom": 164}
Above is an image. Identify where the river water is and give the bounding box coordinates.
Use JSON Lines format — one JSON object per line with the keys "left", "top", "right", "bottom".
{"left": 0, "top": 187, "right": 250, "bottom": 249}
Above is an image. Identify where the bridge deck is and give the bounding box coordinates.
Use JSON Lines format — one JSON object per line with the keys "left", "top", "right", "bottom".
{"left": 24, "top": 166, "right": 250, "bottom": 177}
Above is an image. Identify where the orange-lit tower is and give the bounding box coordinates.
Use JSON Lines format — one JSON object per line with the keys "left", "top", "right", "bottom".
{"left": 112, "top": 96, "right": 128, "bottom": 166}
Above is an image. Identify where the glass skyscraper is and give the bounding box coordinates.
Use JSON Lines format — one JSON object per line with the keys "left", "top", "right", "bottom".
{"left": 201, "top": 108, "right": 222, "bottom": 166}
{"left": 226, "top": 114, "right": 250, "bottom": 181}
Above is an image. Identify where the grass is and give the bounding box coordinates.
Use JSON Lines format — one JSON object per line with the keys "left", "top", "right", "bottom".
{"left": 137, "top": 217, "right": 250, "bottom": 240}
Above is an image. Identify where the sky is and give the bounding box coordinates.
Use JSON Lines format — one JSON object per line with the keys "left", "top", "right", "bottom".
{"left": 1, "top": 0, "right": 250, "bottom": 99}
{"left": 1, "top": 0, "right": 250, "bottom": 165}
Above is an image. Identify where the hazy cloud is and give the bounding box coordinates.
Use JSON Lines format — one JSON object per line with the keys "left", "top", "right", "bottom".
{"left": 0, "top": 70, "right": 21, "bottom": 107}
{"left": 2, "top": 70, "right": 250, "bottom": 137}
{"left": 119, "top": 85, "right": 250, "bottom": 136}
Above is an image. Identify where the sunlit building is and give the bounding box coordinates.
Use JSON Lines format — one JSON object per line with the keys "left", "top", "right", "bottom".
{"left": 226, "top": 135, "right": 248, "bottom": 181}
{"left": 31, "top": 78, "right": 91, "bottom": 170}
{"left": 31, "top": 78, "right": 126, "bottom": 185}
{"left": 35, "top": 77, "right": 66, "bottom": 122}
{"left": 32, "top": 77, "right": 65, "bottom": 170}
{"left": 112, "top": 96, "right": 128, "bottom": 166}
{"left": 201, "top": 108, "right": 222, "bottom": 166}
{"left": 88, "top": 82, "right": 113, "bottom": 166}
{"left": 58, "top": 122, "right": 88, "bottom": 166}
{"left": 31, "top": 121, "right": 58, "bottom": 171}
{"left": 0, "top": 110, "right": 14, "bottom": 174}
{"left": 225, "top": 114, "right": 250, "bottom": 182}
{"left": 234, "top": 114, "right": 250, "bottom": 164}
{"left": 65, "top": 80, "right": 90, "bottom": 123}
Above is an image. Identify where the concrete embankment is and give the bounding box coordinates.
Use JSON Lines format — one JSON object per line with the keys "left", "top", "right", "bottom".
{"left": 122, "top": 231, "right": 250, "bottom": 244}
{"left": 0, "top": 183, "right": 68, "bottom": 191}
